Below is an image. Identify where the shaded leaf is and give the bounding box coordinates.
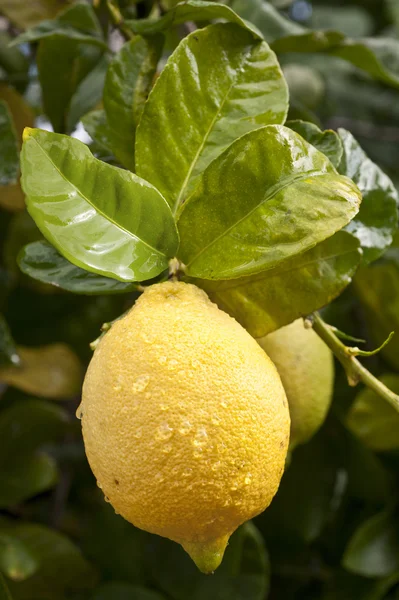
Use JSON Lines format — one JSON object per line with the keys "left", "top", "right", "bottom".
{"left": 37, "top": 38, "right": 103, "bottom": 133}
{"left": 0, "top": 102, "right": 19, "bottom": 186}
{"left": 338, "top": 129, "right": 398, "bottom": 264}
{"left": 178, "top": 126, "right": 361, "bottom": 280}
{"left": 125, "top": 0, "right": 261, "bottom": 36}
{"left": 322, "top": 571, "right": 399, "bottom": 600}
{"left": 0, "top": 534, "right": 38, "bottom": 582}
{"left": 0, "top": 573, "right": 13, "bottom": 600}
{"left": 103, "top": 35, "right": 163, "bottom": 171}
{"left": 0, "top": 32, "right": 28, "bottom": 79}
{"left": 0, "top": 316, "right": 20, "bottom": 368}
{"left": 11, "top": 2, "right": 106, "bottom": 49}
{"left": 287, "top": 120, "right": 343, "bottom": 168}
{"left": 230, "top": 0, "right": 303, "bottom": 41}
{"left": 82, "top": 110, "right": 114, "bottom": 154}
{"left": 148, "top": 523, "right": 269, "bottom": 600}
{"left": 21, "top": 129, "right": 179, "bottom": 282}
{"left": 196, "top": 231, "right": 361, "bottom": 337}
{"left": 0, "top": 1, "right": 71, "bottom": 29}
{"left": 136, "top": 23, "right": 288, "bottom": 212}
{"left": 18, "top": 241, "right": 138, "bottom": 295}
{"left": 343, "top": 511, "right": 399, "bottom": 577}
{"left": 92, "top": 583, "right": 166, "bottom": 600}
{"left": 346, "top": 375, "right": 399, "bottom": 452}
{"left": 0, "top": 454, "right": 58, "bottom": 508}
{"left": 0, "top": 344, "right": 82, "bottom": 398}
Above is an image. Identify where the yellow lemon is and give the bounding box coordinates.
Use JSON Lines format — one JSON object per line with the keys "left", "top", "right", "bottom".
{"left": 258, "top": 319, "right": 334, "bottom": 449}
{"left": 78, "top": 282, "right": 290, "bottom": 573}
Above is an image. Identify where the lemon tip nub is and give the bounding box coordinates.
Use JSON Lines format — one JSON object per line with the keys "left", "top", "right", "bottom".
{"left": 182, "top": 535, "right": 230, "bottom": 574}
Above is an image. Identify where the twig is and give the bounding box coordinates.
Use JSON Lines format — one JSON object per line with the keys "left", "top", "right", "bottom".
{"left": 106, "top": 0, "right": 135, "bottom": 40}
{"left": 311, "top": 312, "right": 399, "bottom": 412}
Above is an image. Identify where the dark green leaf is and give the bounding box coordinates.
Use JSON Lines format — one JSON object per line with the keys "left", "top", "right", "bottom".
{"left": 346, "top": 374, "right": 399, "bottom": 452}
{"left": 103, "top": 36, "right": 163, "bottom": 171}
{"left": 18, "top": 241, "right": 138, "bottom": 295}
{"left": 136, "top": 23, "right": 288, "bottom": 212}
{"left": 148, "top": 523, "right": 269, "bottom": 600}
{"left": 343, "top": 511, "right": 399, "bottom": 577}
{"left": 0, "top": 32, "right": 28, "bottom": 77}
{"left": 0, "top": 534, "right": 38, "bottom": 582}
{"left": 0, "top": 102, "right": 19, "bottom": 186}
{"left": 11, "top": 2, "right": 107, "bottom": 49}
{"left": 338, "top": 129, "right": 398, "bottom": 264}
{"left": 196, "top": 231, "right": 361, "bottom": 337}
{"left": 178, "top": 126, "right": 361, "bottom": 280}
{"left": 21, "top": 129, "right": 179, "bottom": 282}
{"left": 92, "top": 583, "right": 166, "bottom": 600}
{"left": 125, "top": 0, "right": 261, "bottom": 36}
{"left": 37, "top": 38, "right": 103, "bottom": 133}
{"left": 0, "top": 454, "right": 58, "bottom": 508}
{"left": 230, "top": 0, "right": 303, "bottom": 41}
{"left": 82, "top": 110, "right": 114, "bottom": 154}
{"left": 287, "top": 120, "right": 343, "bottom": 168}
{"left": 322, "top": 571, "right": 399, "bottom": 600}
{"left": 67, "top": 54, "right": 110, "bottom": 134}
{"left": 0, "top": 573, "right": 13, "bottom": 600}
{"left": 0, "top": 315, "right": 20, "bottom": 368}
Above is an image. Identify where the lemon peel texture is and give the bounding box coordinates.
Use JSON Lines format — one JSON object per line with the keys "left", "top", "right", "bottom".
{"left": 79, "top": 282, "right": 290, "bottom": 573}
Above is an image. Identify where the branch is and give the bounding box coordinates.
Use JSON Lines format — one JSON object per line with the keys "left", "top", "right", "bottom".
{"left": 311, "top": 312, "right": 399, "bottom": 413}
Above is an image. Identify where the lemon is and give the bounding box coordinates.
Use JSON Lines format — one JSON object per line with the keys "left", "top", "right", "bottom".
{"left": 78, "top": 282, "right": 290, "bottom": 573}
{"left": 258, "top": 319, "right": 334, "bottom": 449}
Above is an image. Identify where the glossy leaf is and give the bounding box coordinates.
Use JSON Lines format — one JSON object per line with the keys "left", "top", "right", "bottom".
{"left": 18, "top": 241, "right": 138, "bottom": 295}
{"left": 0, "top": 344, "right": 82, "bottom": 398}
{"left": 343, "top": 511, "right": 399, "bottom": 577}
{"left": 288, "top": 120, "right": 343, "bottom": 168}
{"left": 93, "top": 583, "right": 166, "bottom": 600}
{"left": 11, "top": 2, "right": 107, "bottom": 49}
{"left": 346, "top": 375, "right": 399, "bottom": 452}
{"left": 0, "top": 315, "right": 20, "bottom": 368}
{"left": 0, "top": 102, "right": 19, "bottom": 187}
{"left": 0, "top": 534, "right": 38, "bottom": 582}
{"left": 338, "top": 129, "right": 398, "bottom": 264}
{"left": 21, "top": 129, "right": 179, "bottom": 282}
{"left": 178, "top": 125, "right": 361, "bottom": 280}
{"left": 126, "top": 0, "right": 261, "bottom": 36}
{"left": 103, "top": 36, "right": 163, "bottom": 171}
{"left": 0, "top": 573, "right": 13, "bottom": 600}
{"left": 0, "top": 454, "right": 58, "bottom": 508}
{"left": 148, "top": 523, "right": 269, "bottom": 600}
{"left": 0, "top": 522, "right": 96, "bottom": 599}
{"left": 37, "top": 38, "right": 102, "bottom": 133}
{"left": 136, "top": 23, "right": 288, "bottom": 212}
{"left": 195, "top": 231, "right": 361, "bottom": 337}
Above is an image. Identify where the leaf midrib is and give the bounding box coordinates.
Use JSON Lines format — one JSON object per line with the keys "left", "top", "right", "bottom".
{"left": 30, "top": 136, "right": 165, "bottom": 259}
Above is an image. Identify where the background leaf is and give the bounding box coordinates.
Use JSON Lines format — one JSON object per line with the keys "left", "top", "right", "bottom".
{"left": 0, "top": 0, "right": 71, "bottom": 29}
{"left": 0, "top": 315, "right": 20, "bottom": 368}
{"left": 92, "top": 583, "right": 166, "bottom": 600}
{"left": 0, "top": 573, "right": 13, "bottom": 600}
{"left": 178, "top": 125, "right": 361, "bottom": 280}
{"left": 287, "top": 120, "right": 343, "bottom": 168}
{"left": 0, "top": 102, "right": 19, "bottom": 186}
{"left": 136, "top": 22, "right": 288, "bottom": 212}
{"left": 195, "top": 231, "right": 361, "bottom": 337}
{"left": 18, "top": 241, "right": 138, "bottom": 295}
{"left": 21, "top": 129, "right": 179, "bottom": 282}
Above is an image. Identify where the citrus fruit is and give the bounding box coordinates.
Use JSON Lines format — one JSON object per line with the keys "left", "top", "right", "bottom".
{"left": 78, "top": 282, "right": 290, "bottom": 573}
{"left": 258, "top": 319, "right": 334, "bottom": 449}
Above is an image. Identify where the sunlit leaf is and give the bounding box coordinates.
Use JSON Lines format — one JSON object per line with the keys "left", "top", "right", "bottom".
{"left": 0, "top": 344, "right": 82, "bottom": 398}
{"left": 136, "top": 23, "right": 288, "bottom": 212}
{"left": 287, "top": 120, "right": 343, "bottom": 168}
{"left": 0, "top": 102, "right": 19, "bottom": 186}
{"left": 19, "top": 241, "right": 138, "bottom": 295}
{"left": 338, "top": 129, "right": 398, "bottom": 264}
{"left": 178, "top": 126, "right": 361, "bottom": 280}
{"left": 21, "top": 129, "right": 179, "bottom": 282}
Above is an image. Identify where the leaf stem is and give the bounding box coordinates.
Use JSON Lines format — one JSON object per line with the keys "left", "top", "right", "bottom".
{"left": 311, "top": 312, "right": 399, "bottom": 413}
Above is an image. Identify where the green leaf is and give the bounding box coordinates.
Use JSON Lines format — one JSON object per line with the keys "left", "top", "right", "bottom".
{"left": 0, "top": 534, "right": 38, "bottom": 582}
{"left": 21, "top": 129, "right": 179, "bottom": 282}
{"left": 287, "top": 120, "right": 343, "bottom": 168}
{"left": 343, "top": 511, "right": 399, "bottom": 577}
{"left": 230, "top": 0, "right": 303, "bottom": 41}
{"left": 18, "top": 241, "right": 138, "bottom": 295}
{"left": 0, "top": 31, "right": 29, "bottom": 77}
{"left": 338, "top": 129, "right": 398, "bottom": 264}
{"left": 0, "top": 454, "right": 58, "bottom": 508}
{"left": 0, "top": 102, "right": 19, "bottom": 187}
{"left": 103, "top": 35, "right": 163, "bottom": 171}
{"left": 0, "top": 573, "right": 13, "bottom": 600}
{"left": 11, "top": 2, "right": 107, "bottom": 49}
{"left": 148, "top": 523, "right": 269, "bottom": 600}
{"left": 125, "top": 0, "right": 261, "bottom": 36}
{"left": 92, "top": 583, "right": 166, "bottom": 600}
{"left": 37, "top": 38, "right": 103, "bottom": 133}
{"left": 178, "top": 125, "right": 361, "bottom": 280}
{"left": 322, "top": 571, "right": 399, "bottom": 600}
{"left": 0, "top": 344, "right": 82, "bottom": 398}
{"left": 135, "top": 23, "right": 288, "bottom": 212}
{"left": 0, "top": 522, "right": 96, "bottom": 599}
{"left": 195, "top": 231, "right": 361, "bottom": 337}
{"left": 346, "top": 374, "right": 399, "bottom": 452}
{"left": 0, "top": 0, "right": 71, "bottom": 29}
{"left": 82, "top": 110, "right": 114, "bottom": 154}
{"left": 0, "top": 315, "right": 20, "bottom": 368}
{"left": 67, "top": 54, "right": 110, "bottom": 134}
